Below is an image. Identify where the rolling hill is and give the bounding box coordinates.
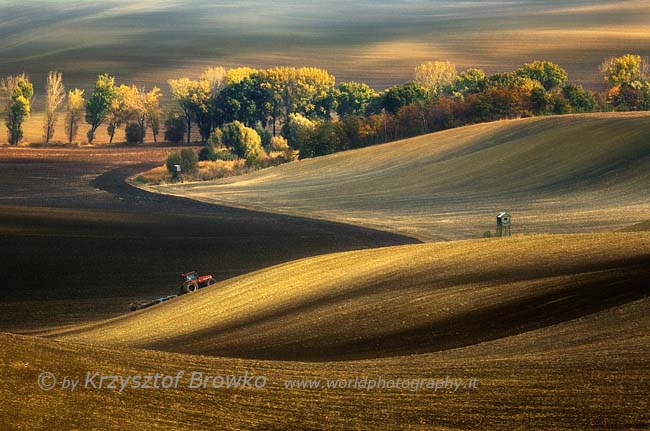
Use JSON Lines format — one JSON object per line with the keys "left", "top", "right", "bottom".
{"left": 6, "top": 231, "right": 649, "bottom": 430}
{"left": 147, "top": 113, "right": 650, "bottom": 241}
{"left": 6, "top": 285, "right": 650, "bottom": 431}
{"left": 4, "top": 112, "right": 650, "bottom": 430}
{"left": 44, "top": 232, "right": 650, "bottom": 361}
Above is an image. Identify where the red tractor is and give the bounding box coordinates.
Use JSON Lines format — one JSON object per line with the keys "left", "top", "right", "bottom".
{"left": 180, "top": 270, "right": 216, "bottom": 294}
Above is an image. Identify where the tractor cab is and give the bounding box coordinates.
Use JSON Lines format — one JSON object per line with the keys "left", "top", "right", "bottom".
{"left": 181, "top": 271, "right": 199, "bottom": 282}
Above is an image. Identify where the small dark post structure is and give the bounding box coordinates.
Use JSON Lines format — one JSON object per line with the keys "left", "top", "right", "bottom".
{"left": 496, "top": 212, "right": 511, "bottom": 237}
{"left": 173, "top": 164, "right": 181, "bottom": 181}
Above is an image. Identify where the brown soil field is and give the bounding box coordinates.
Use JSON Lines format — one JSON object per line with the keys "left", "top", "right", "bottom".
{"left": 44, "top": 233, "right": 650, "bottom": 361}
{"left": 1, "top": 113, "right": 649, "bottom": 430}
{"left": 0, "top": 146, "right": 416, "bottom": 331}
{"left": 2, "top": 232, "right": 649, "bottom": 429}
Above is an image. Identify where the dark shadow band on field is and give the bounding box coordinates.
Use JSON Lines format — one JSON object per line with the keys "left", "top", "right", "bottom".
{"left": 139, "top": 262, "right": 650, "bottom": 361}
{"left": 0, "top": 159, "right": 419, "bottom": 331}
{"left": 90, "top": 163, "right": 421, "bottom": 248}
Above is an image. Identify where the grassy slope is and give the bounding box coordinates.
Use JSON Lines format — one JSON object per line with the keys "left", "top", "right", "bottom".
{"left": 44, "top": 232, "right": 650, "bottom": 361}
{"left": 148, "top": 113, "right": 650, "bottom": 241}
{"left": 4, "top": 258, "right": 650, "bottom": 429}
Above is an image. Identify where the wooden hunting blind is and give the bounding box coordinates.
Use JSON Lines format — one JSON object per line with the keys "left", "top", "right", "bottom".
{"left": 496, "top": 212, "right": 511, "bottom": 237}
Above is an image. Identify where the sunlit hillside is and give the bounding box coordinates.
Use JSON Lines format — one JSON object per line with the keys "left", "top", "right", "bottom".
{"left": 7, "top": 231, "right": 648, "bottom": 429}
{"left": 45, "top": 232, "right": 650, "bottom": 360}
{"left": 148, "top": 113, "right": 650, "bottom": 241}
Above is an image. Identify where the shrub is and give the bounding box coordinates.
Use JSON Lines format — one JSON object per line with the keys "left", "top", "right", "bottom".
{"left": 283, "top": 147, "right": 298, "bottom": 162}
{"left": 198, "top": 144, "right": 216, "bottom": 161}
{"left": 136, "top": 166, "right": 171, "bottom": 184}
{"left": 125, "top": 123, "right": 144, "bottom": 144}
{"left": 221, "top": 121, "right": 265, "bottom": 166}
{"left": 214, "top": 148, "right": 238, "bottom": 161}
{"left": 281, "top": 113, "right": 315, "bottom": 149}
{"left": 195, "top": 160, "right": 250, "bottom": 181}
{"left": 257, "top": 127, "right": 273, "bottom": 150}
{"left": 270, "top": 136, "right": 289, "bottom": 151}
{"left": 221, "top": 121, "right": 246, "bottom": 157}
{"left": 208, "top": 129, "right": 223, "bottom": 147}
{"left": 166, "top": 152, "right": 181, "bottom": 173}
{"left": 179, "top": 148, "right": 198, "bottom": 174}
{"left": 165, "top": 149, "right": 197, "bottom": 177}
{"left": 164, "top": 111, "right": 186, "bottom": 144}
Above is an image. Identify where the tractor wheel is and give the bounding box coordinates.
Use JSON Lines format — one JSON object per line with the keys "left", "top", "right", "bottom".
{"left": 183, "top": 282, "right": 199, "bottom": 294}
{"left": 206, "top": 278, "right": 216, "bottom": 286}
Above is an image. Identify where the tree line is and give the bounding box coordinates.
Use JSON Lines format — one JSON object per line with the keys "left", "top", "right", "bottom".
{"left": 1, "top": 54, "right": 648, "bottom": 156}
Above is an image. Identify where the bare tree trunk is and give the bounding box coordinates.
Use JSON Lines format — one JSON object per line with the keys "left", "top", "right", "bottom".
{"left": 139, "top": 116, "right": 145, "bottom": 144}
{"left": 44, "top": 71, "right": 65, "bottom": 144}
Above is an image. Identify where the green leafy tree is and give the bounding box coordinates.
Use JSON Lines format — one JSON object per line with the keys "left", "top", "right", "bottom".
{"left": 562, "top": 84, "right": 597, "bottom": 113}
{"left": 486, "top": 72, "right": 521, "bottom": 89}
{"left": 218, "top": 76, "right": 269, "bottom": 127}
{"left": 516, "top": 61, "right": 568, "bottom": 91}
{"left": 453, "top": 69, "right": 487, "bottom": 96}
{"left": 379, "top": 82, "right": 429, "bottom": 114}
{"left": 168, "top": 78, "right": 210, "bottom": 143}
{"left": 335, "top": 82, "right": 377, "bottom": 117}
{"left": 106, "top": 84, "right": 134, "bottom": 145}
{"left": 256, "top": 127, "right": 273, "bottom": 150}
{"left": 299, "top": 121, "right": 348, "bottom": 159}
{"left": 529, "top": 87, "right": 551, "bottom": 115}
{"left": 85, "top": 74, "right": 117, "bottom": 143}
{"left": 1, "top": 74, "right": 34, "bottom": 145}
{"left": 199, "top": 129, "right": 223, "bottom": 161}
